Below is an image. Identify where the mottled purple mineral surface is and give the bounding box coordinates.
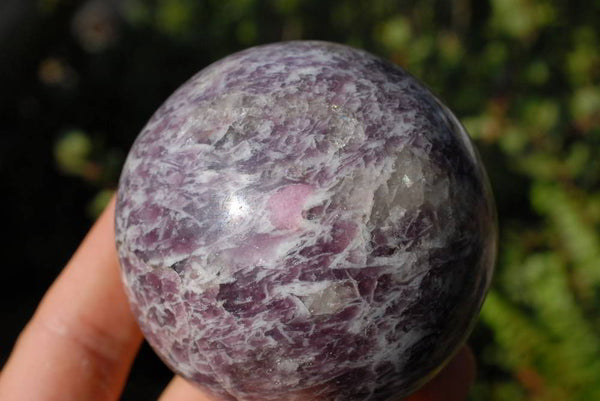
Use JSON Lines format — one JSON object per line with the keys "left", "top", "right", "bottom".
{"left": 115, "top": 41, "right": 496, "bottom": 401}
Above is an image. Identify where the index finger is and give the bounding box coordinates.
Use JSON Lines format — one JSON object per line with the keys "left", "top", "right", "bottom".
{"left": 0, "top": 197, "right": 143, "bottom": 401}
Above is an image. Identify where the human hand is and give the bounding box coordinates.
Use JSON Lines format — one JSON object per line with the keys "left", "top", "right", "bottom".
{"left": 0, "top": 198, "right": 475, "bottom": 401}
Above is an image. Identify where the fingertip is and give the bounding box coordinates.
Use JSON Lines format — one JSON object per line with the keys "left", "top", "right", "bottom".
{"left": 405, "top": 345, "right": 476, "bottom": 401}
{"left": 159, "top": 376, "right": 215, "bottom": 401}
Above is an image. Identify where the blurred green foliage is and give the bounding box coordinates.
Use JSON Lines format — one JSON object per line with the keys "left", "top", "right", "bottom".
{"left": 31, "top": 0, "right": 600, "bottom": 399}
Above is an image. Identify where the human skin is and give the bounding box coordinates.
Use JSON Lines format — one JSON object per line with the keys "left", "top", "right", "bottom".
{"left": 0, "top": 198, "right": 474, "bottom": 401}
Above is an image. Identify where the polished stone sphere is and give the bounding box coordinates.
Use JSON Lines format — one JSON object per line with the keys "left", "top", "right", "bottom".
{"left": 115, "top": 41, "right": 496, "bottom": 401}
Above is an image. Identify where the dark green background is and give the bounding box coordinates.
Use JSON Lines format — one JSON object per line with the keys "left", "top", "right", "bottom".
{"left": 2, "top": 0, "right": 599, "bottom": 400}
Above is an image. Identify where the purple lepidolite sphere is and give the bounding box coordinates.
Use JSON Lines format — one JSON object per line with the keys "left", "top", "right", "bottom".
{"left": 115, "top": 41, "right": 496, "bottom": 401}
